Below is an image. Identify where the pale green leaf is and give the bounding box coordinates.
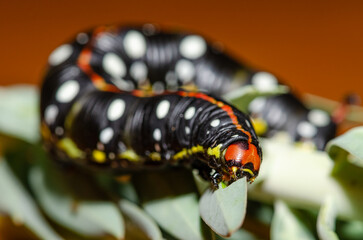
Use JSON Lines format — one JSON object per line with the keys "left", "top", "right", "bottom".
{"left": 326, "top": 127, "right": 363, "bottom": 185}
{"left": 327, "top": 126, "right": 363, "bottom": 167}
{"left": 144, "top": 193, "right": 202, "bottom": 240}
{"left": 0, "top": 85, "right": 39, "bottom": 143}
{"left": 143, "top": 193, "right": 203, "bottom": 238}
{"left": 199, "top": 178, "right": 248, "bottom": 237}
{"left": 337, "top": 220, "right": 363, "bottom": 239}
{"left": 215, "top": 228, "right": 258, "bottom": 240}
{"left": 249, "top": 137, "right": 363, "bottom": 221}
{"left": 29, "top": 166, "right": 124, "bottom": 239}
{"left": 119, "top": 199, "right": 162, "bottom": 240}
{"left": 317, "top": 196, "right": 339, "bottom": 240}
{"left": 132, "top": 170, "right": 203, "bottom": 240}
{"left": 271, "top": 200, "right": 315, "bottom": 240}
{"left": 223, "top": 85, "right": 289, "bottom": 112}
{"left": 0, "top": 159, "right": 62, "bottom": 240}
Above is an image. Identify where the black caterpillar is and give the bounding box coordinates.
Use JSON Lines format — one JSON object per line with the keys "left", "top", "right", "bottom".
{"left": 40, "top": 24, "right": 335, "bottom": 186}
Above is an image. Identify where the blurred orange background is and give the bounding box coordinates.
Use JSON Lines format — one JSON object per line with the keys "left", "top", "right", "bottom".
{"left": 1, "top": 0, "right": 362, "bottom": 102}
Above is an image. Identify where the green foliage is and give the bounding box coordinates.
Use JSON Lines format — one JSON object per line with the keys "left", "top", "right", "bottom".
{"left": 1, "top": 85, "right": 363, "bottom": 239}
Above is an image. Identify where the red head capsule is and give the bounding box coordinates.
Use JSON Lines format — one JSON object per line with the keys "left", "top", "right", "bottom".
{"left": 224, "top": 141, "right": 261, "bottom": 182}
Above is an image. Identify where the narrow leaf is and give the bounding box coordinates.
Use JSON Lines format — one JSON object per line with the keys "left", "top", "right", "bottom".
{"left": 143, "top": 193, "right": 202, "bottom": 240}
{"left": 327, "top": 126, "right": 363, "bottom": 167}
{"left": 215, "top": 228, "right": 259, "bottom": 240}
{"left": 0, "top": 85, "right": 39, "bottom": 143}
{"left": 271, "top": 200, "right": 315, "bottom": 240}
{"left": 326, "top": 127, "right": 363, "bottom": 185}
{"left": 317, "top": 196, "right": 339, "bottom": 240}
{"left": 132, "top": 170, "right": 203, "bottom": 240}
{"left": 223, "top": 85, "right": 289, "bottom": 112}
{"left": 119, "top": 199, "right": 162, "bottom": 240}
{"left": 0, "top": 159, "right": 62, "bottom": 240}
{"left": 29, "top": 165, "right": 124, "bottom": 239}
{"left": 199, "top": 178, "right": 248, "bottom": 237}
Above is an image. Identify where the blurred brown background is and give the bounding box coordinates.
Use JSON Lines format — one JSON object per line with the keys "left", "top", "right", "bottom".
{"left": 1, "top": 0, "right": 362, "bottom": 102}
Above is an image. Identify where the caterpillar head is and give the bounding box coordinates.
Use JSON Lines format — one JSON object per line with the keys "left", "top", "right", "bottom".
{"left": 222, "top": 141, "right": 261, "bottom": 184}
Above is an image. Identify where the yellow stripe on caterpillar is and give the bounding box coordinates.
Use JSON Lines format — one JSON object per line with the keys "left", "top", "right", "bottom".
{"left": 64, "top": 101, "right": 83, "bottom": 131}
{"left": 251, "top": 117, "right": 268, "bottom": 136}
{"left": 40, "top": 123, "right": 51, "bottom": 140}
{"left": 172, "top": 145, "right": 205, "bottom": 160}
{"left": 92, "top": 150, "right": 107, "bottom": 163}
{"left": 207, "top": 144, "right": 222, "bottom": 158}
{"left": 57, "top": 138, "right": 84, "bottom": 159}
{"left": 149, "top": 152, "right": 161, "bottom": 161}
{"left": 119, "top": 149, "right": 140, "bottom": 162}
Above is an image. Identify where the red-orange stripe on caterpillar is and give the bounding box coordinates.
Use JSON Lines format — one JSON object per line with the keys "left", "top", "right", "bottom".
{"left": 77, "top": 47, "right": 120, "bottom": 93}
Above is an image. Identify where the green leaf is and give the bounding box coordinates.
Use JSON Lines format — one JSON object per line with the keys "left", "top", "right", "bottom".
{"left": 29, "top": 165, "right": 124, "bottom": 239}
{"left": 0, "top": 85, "right": 39, "bottom": 143}
{"left": 327, "top": 127, "right": 363, "bottom": 185}
{"left": 143, "top": 193, "right": 202, "bottom": 240}
{"left": 327, "top": 126, "right": 363, "bottom": 167}
{"left": 215, "top": 228, "right": 259, "bottom": 240}
{"left": 192, "top": 169, "right": 210, "bottom": 195}
{"left": 223, "top": 85, "right": 289, "bottom": 112}
{"left": 94, "top": 172, "right": 139, "bottom": 204}
{"left": 132, "top": 169, "right": 203, "bottom": 240}
{"left": 199, "top": 178, "right": 248, "bottom": 237}
{"left": 337, "top": 220, "right": 363, "bottom": 240}
{"left": 271, "top": 200, "right": 315, "bottom": 240}
{"left": 317, "top": 196, "right": 339, "bottom": 240}
{"left": 0, "top": 159, "right": 62, "bottom": 240}
{"left": 249, "top": 137, "right": 363, "bottom": 221}
{"left": 119, "top": 199, "right": 162, "bottom": 240}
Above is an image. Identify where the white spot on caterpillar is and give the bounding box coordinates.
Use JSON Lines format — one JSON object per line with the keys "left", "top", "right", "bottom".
{"left": 251, "top": 72, "right": 278, "bottom": 92}
{"left": 165, "top": 71, "right": 178, "bottom": 85}
{"left": 130, "top": 61, "right": 148, "bottom": 82}
{"left": 248, "top": 97, "right": 266, "bottom": 113}
{"left": 100, "top": 127, "right": 114, "bottom": 144}
{"left": 108, "top": 152, "right": 116, "bottom": 160}
{"left": 156, "top": 100, "right": 170, "bottom": 119}
{"left": 184, "top": 106, "right": 196, "bottom": 120}
{"left": 153, "top": 128, "right": 161, "bottom": 141}
{"left": 118, "top": 141, "right": 127, "bottom": 153}
{"left": 76, "top": 33, "right": 89, "bottom": 45}
{"left": 111, "top": 78, "right": 134, "bottom": 91}
{"left": 175, "top": 59, "right": 195, "bottom": 83}
{"left": 308, "top": 109, "right": 330, "bottom": 127}
{"left": 152, "top": 81, "right": 164, "bottom": 94}
{"left": 297, "top": 121, "right": 317, "bottom": 139}
{"left": 185, "top": 126, "right": 191, "bottom": 135}
{"left": 103, "top": 53, "right": 127, "bottom": 77}
{"left": 44, "top": 104, "right": 58, "bottom": 125}
{"left": 123, "top": 30, "right": 147, "bottom": 59}
{"left": 210, "top": 119, "right": 220, "bottom": 127}
{"left": 107, "top": 99, "right": 125, "bottom": 121}
{"left": 245, "top": 119, "right": 251, "bottom": 128}
{"left": 56, "top": 80, "right": 80, "bottom": 103}
{"left": 48, "top": 44, "right": 73, "bottom": 66}
{"left": 96, "top": 34, "right": 116, "bottom": 51}
{"left": 55, "top": 126, "right": 64, "bottom": 136}
{"left": 179, "top": 35, "right": 207, "bottom": 59}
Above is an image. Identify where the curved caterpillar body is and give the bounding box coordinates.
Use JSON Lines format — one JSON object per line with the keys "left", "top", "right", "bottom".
{"left": 41, "top": 24, "right": 336, "bottom": 186}
{"left": 41, "top": 25, "right": 263, "bottom": 187}
{"left": 248, "top": 93, "right": 337, "bottom": 150}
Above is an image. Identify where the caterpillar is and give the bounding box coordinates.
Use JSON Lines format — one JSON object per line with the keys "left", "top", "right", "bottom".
{"left": 40, "top": 24, "right": 336, "bottom": 186}
{"left": 40, "top": 25, "right": 263, "bottom": 187}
